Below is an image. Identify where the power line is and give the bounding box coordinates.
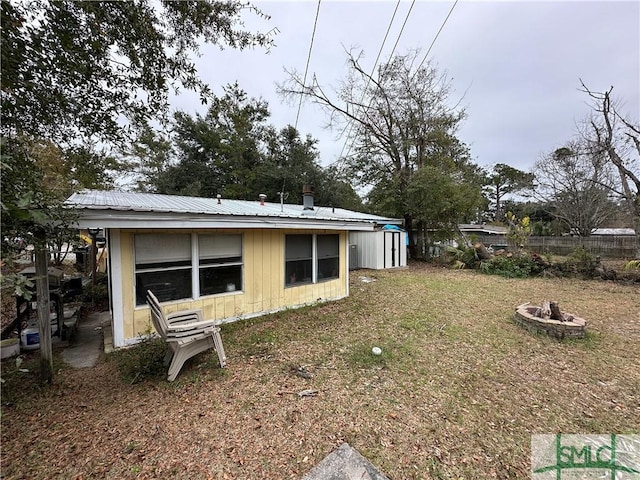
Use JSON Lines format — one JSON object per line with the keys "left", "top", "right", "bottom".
{"left": 335, "top": 0, "right": 402, "bottom": 163}
{"left": 336, "top": 0, "right": 415, "bottom": 167}
{"left": 415, "top": 0, "right": 459, "bottom": 73}
{"left": 294, "top": 0, "right": 322, "bottom": 131}
{"left": 281, "top": 0, "right": 322, "bottom": 209}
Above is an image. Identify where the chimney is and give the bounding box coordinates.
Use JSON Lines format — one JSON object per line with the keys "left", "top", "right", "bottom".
{"left": 302, "top": 185, "right": 314, "bottom": 210}
{"left": 259, "top": 193, "right": 267, "bottom": 206}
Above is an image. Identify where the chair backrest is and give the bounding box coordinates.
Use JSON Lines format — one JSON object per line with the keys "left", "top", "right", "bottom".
{"left": 146, "top": 290, "right": 168, "bottom": 339}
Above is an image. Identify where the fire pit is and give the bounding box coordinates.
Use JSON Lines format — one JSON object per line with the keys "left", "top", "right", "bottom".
{"left": 514, "top": 302, "right": 587, "bottom": 340}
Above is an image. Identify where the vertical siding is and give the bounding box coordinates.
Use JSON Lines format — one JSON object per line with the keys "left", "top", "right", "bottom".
{"left": 122, "top": 228, "right": 348, "bottom": 346}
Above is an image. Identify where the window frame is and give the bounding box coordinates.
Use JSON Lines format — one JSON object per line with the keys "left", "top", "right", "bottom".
{"left": 284, "top": 233, "right": 340, "bottom": 288}
{"left": 134, "top": 232, "right": 244, "bottom": 306}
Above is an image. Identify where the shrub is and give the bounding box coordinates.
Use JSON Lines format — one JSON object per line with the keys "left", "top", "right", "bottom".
{"left": 566, "top": 246, "right": 599, "bottom": 278}
{"left": 480, "top": 255, "right": 545, "bottom": 278}
{"left": 110, "top": 335, "right": 167, "bottom": 384}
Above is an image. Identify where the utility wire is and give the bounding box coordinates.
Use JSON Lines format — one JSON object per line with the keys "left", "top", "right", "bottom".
{"left": 335, "top": 0, "right": 402, "bottom": 163}
{"left": 415, "top": 0, "right": 459, "bottom": 73}
{"left": 336, "top": 0, "right": 415, "bottom": 167}
{"left": 281, "top": 0, "right": 321, "bottom": 210}
{"left": 294, "top": 0, "right": 322, "bottom": 130}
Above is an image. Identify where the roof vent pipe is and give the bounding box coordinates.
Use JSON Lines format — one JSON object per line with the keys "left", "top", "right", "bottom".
{"left": 302, "top": 185, "right": 314, "bottom": 211}
{"left": 217, "top": 194, "right": 221, "bottom": 205}
{"left": 259, "top": 193, "right": 267, "bottom": 206}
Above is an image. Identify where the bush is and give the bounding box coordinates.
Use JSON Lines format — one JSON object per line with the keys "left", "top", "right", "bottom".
{"left": 566, "top": 246, "right": 599, "bottom": 278}
{"left": 480, "top": 255, "right": 545, "bottom": 279}
{"left": 110, "top": 335, "right": 167, "bottom": 384}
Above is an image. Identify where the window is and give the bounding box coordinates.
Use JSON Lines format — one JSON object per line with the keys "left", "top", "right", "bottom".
{"left": 199, "top": 234, "right": 242, "bottom": 296}
{"left": 317, "top": 234, "right": 339, "bottom": 281}
{"left": 134, "top": 233, "right": 243, "bottom": 306}
{"left": 135, "top": 234, "right": 192, "bottom": 305}
{"left": 285, "top": 234, "right": 340, "bottom": 287}
{"left": 285, "top": 235, "right": 312, "bottom": 286}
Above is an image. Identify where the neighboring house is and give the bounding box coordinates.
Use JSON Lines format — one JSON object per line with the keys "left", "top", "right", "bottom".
{"left": 590, "top": 228, "right": 636, "bottom": 236}
{"left": 65, "top": 189, "right": 402, "bottom": 348}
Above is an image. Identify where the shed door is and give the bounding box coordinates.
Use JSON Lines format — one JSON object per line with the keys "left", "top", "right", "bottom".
{"left": 383, "top": 231, "right": 400, "bottom": 268}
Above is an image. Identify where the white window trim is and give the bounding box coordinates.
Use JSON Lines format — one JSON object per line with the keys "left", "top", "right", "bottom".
{"left": 285, "top": 233, "right": 340, "bottom": 287}
{"left": 134, "top": 232, "right": 244, "bottom": 307}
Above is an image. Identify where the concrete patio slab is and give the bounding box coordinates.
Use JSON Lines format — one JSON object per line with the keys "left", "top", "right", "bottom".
{"left": 302, "top": 443, "right": 390, "bottom": 480}
{"left": 61, "top": 311, "right": 109, "bottom": 368}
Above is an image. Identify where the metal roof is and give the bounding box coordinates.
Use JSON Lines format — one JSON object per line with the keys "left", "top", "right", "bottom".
{"left": 65, "top": 190, "right": 402, "bottom": 230}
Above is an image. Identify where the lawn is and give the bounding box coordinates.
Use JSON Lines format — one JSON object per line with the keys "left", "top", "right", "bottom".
{"left": 1, "top": 263, "right": 638, "bottom": 479}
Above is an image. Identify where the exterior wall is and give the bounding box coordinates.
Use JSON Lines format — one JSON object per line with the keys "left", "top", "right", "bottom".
{"left": 112, "top": 228, "right": 348, "bottom": 347}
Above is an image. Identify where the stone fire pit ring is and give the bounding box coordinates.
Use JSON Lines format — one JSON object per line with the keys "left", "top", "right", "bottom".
{"left": 514, "top": 303, "right": 587, "bottom": 340}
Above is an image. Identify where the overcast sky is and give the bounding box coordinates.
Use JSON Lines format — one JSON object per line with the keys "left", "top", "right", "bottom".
{"left": 170, "top": 0, "right": 639, "bottom": 175}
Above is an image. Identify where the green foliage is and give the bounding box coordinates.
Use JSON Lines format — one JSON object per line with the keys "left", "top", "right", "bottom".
{"left": 505, "top": 211, "right": 531, "bottom": 251}
{"left": 624, "top": 259, "right": 640, "bottom": 271}
{"left": 346, "top": 342, "right": 391, "bottom": 369}
{"left": 1, "top": 0, "right": 274, "bottom": 142}
{"left": 484, "top": 163, "right": 535, "bottom": 222}
{"left": 130, "top": 86, "right": 363, "bottom": 208}
{"left": 566, "top": 246, "right": 599, "bottom": 277}
{"left": 479, "top": 255, "right": 544, "bottom": 279}
{"left": 442, "top": 245, "right": 480, "bottom": 269}
{"left": 110, "top": 335, "right": 168, "bottom": 384}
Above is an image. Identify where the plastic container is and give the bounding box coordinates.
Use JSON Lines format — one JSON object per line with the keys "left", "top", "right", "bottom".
{"left": 21, "top": 318, "right": 59, "bottom": 351}
{"left": 1, "top": 338, "right": 20, "bottom": 358}
{"left": 21, "top": 327, "right": 41, "bottom": 350}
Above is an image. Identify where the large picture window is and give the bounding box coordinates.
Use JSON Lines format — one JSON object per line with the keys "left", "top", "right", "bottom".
{"left": 134, "top": 233, "right": 243, "bottom": 306}
{"left": 285, "top": 234, "right": 340, "bottom": 287}
{"left": 199, "top": 234, "right": 242, "bottom": 296}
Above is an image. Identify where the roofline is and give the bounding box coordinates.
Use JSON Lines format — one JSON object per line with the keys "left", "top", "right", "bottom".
{"left": 71, "top": 210, "right": 381, "bottom": 231}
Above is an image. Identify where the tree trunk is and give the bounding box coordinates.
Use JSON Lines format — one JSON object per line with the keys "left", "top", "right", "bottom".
{"left": 405, "top": 214, "right": 416, "bottom": 259}
{"left": 35, "top": 231, "right": 53, "bottom": 384}
{"left": 474, "top": 242, "right": 492, "bottom": 260}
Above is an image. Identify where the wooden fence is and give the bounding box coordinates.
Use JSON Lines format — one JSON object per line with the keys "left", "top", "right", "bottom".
{"left": 471, "top": 234, "right": 638, "bottom": 259}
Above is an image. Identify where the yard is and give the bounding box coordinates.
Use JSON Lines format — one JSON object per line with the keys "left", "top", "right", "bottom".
{"left": 1, "top": 263, "right": 639, "bottom": 479}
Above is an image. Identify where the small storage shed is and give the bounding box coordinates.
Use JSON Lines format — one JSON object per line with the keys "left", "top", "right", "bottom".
{"left": 349, "top": 225, "right": 407, "bottom": 270}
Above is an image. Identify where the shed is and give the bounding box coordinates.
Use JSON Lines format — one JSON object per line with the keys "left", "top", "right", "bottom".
{"left": 349, "top": 225, "right": 407, "bottom": 270}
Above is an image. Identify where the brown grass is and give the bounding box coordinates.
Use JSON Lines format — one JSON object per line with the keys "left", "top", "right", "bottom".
{"left": 1, "top": 263, "right": 639, "bottom": 479}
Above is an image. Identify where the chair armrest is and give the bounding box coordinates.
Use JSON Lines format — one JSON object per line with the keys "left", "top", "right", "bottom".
{"left": 167, "top": 309, "right": 204, "bottom": 324}
{"left": 165, "top": 329, "right": 215, "bottom": 344}
{"left": 166, "top": 319, "right": 219, "bottom": 333}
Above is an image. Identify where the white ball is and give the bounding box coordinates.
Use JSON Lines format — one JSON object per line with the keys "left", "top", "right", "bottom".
{"left": 371, "top": 346, "right": 382, "bottom": 356}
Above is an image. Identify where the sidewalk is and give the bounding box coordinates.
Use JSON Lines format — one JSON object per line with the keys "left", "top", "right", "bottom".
{"left": 61, "top": 311, "right": 110, "bottom": 368}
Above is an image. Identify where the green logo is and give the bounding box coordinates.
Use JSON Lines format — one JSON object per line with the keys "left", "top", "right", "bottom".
{"left": 532, "top": 434, "right": 639, "bottom": 479}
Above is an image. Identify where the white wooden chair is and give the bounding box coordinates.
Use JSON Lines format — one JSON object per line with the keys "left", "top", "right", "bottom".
{"left": 146, "top": 290, "right": 226, "bottom": 381}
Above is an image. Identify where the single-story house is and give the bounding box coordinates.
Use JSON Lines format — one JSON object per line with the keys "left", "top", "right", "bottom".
{"left": 65, "top": 189, "right": 402, "bottom": 348}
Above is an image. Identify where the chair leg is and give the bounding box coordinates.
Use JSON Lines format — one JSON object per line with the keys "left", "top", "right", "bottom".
{"left": 166, "top": 337, "right": 215, "bottom": 381}
{"left": 163, "top": 348, "right": 174, "bottom": 367}
{"left": 212, "top": 327, "right": 227, "bottom": 368}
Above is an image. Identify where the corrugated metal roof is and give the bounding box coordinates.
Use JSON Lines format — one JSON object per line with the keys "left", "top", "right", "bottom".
{"left": 65, "top": 190, "right": 401, "bottom": 225}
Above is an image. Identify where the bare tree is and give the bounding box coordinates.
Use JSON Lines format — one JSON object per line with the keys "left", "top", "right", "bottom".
{"left": 579, "top": 81, "right": 640, "bottom": 256}
{"left": 278, "top": 49, "right": 481, "bottom": 256}
{"left": 533, "top": 140, "right": 618, "bottom": 236}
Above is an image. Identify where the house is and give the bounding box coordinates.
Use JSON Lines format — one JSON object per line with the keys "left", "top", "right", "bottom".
{"left": 65, "top": 189, "right": 402, "bottom": 348}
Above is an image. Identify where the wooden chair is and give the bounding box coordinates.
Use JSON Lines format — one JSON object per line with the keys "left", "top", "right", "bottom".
{"left": 146, "top": 290, "right": 226, "bottom": 381}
